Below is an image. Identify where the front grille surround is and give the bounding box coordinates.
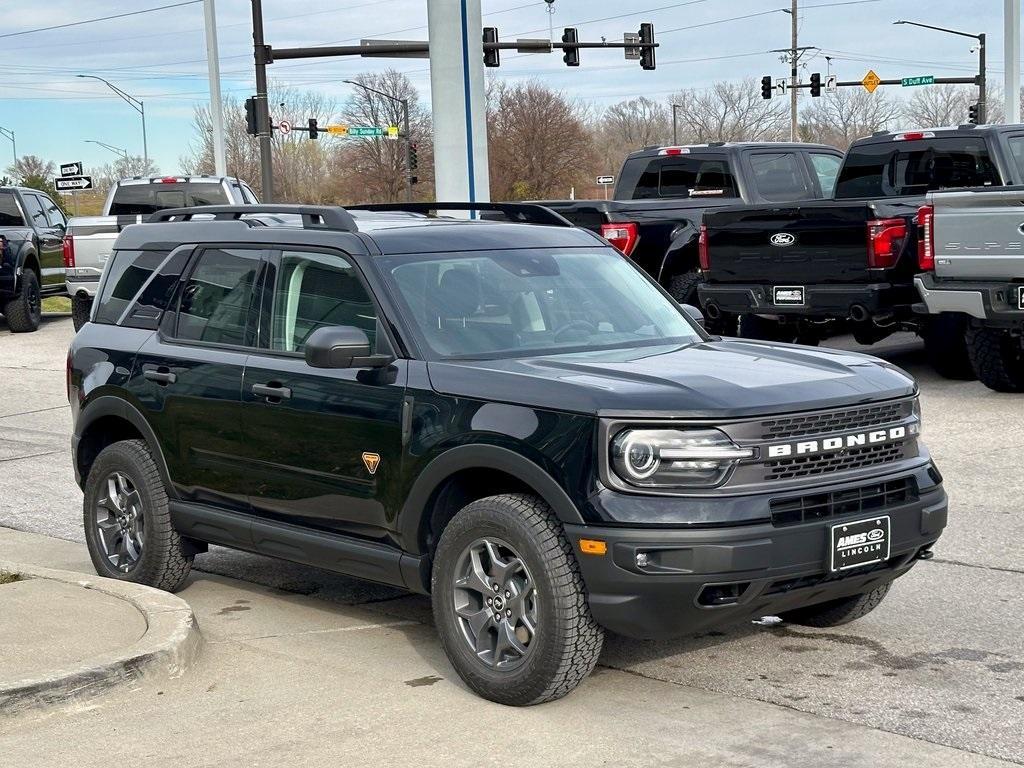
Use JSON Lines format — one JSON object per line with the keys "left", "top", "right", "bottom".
{"left": 763, "top": 442, "right": 907, "bottom": 481}
{"left": 760, "top": 401, "right": 912, "bottom": 441}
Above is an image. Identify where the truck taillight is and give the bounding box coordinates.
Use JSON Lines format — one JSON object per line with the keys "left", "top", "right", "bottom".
{"left": 62, "top": 235, "right": 75, "bottom": 268}
{"left": 866, "top": 218, "right": 906, "bottom": 269}
{"left": 699, "top": 224, "right": 710, "bottom": 270}
{"left": 600, "top": 223, "right": 639, "bottom": 257}
{"left": 917, "top": 205, "right": 935, "bottom": 271}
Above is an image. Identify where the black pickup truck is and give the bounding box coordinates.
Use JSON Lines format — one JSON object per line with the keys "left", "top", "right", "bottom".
{"left": 698, "top": 125, "right": 1024, "bottom": 376}
{"left": 0, "top": 186, "right": 68, "bottom": 332}
{"left": 536, "top": 142, "right": 843, "bottom": 314}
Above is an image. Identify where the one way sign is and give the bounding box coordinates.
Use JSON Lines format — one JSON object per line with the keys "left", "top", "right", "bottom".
{"left": 54, "top": 176, "right": 93, "bottom": 191}
{"left": 60, "top": 161, "right": 83, "bottom": 177}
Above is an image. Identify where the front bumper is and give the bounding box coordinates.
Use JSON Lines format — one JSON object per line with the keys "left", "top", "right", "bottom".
{"left": 915, "top": 273, "right": 1024, "bottom": 329}
{"left": 566, "top": 477, "right": 946, "bottom": 639}
{"left": 699, "top": 281, "right": 910, "bottom": 320}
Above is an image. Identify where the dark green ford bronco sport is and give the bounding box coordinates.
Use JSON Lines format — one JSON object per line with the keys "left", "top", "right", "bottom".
{"left": 69, "top": 203, "right": 947, "bottom": 705}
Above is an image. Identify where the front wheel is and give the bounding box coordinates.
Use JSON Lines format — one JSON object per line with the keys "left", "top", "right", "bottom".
{"left": 779, "top": 583, "right": 891, "bottom": 627}
{"left": 432, "top": 494, "right": 604, "bottom": 706}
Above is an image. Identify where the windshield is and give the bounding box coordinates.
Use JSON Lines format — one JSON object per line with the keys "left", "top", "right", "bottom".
{"left": 375, "top": 249, "right": 702, "bottom": 360}
{"left": 834, "top": 137, "right": 1000, "bottom": 199}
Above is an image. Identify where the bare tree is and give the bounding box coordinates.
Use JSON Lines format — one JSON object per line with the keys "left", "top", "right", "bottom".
{"left": 339, "top": 69, "right": 432, "bottom": 203}
{"left": 90, "top": 156, "right": 159, "bottom": 194}
{"left": 594, "top": 97, "right": 671, "bottom": 177}
{"left": 668, "top": 79, "right": 789, "bottom": 144}
{"left": 487, "top": 79, "right": 594, "bottom": 200}
{"left": 902, "top": 85, "right": 980, "bottom": 128}
{"left": 799, "top": 89, "right": 902, "bottom": 148}
{"left": 6, "top": 155, "right": 55, "bottom": 182}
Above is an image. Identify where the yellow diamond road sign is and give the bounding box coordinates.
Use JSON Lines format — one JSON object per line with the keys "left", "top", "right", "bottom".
{"left": 862, "top": 69, "right": 881, "bottom": 94}
{"left": 327, "top": 124, "right": 349, "bottom": 136}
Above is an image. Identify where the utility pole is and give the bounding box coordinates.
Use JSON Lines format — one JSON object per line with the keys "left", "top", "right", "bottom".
{"left": 251, "top": 0, "right": 274, "bottom": 201}
{"left": 204, "top": 0, "right": 227, "bottom": 176}
{"left": 790, "top": 0, "right": 798, "bottom": 141}
{"left": 0, "top": 127, "right": 14, "bottom": 164}
{"left": 672, "top": 104, "right": 681, "bottom": 145}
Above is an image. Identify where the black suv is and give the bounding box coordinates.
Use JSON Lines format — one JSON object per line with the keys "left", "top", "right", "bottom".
{"left": 69, "top": 203, "right": 947, "bottom": 706}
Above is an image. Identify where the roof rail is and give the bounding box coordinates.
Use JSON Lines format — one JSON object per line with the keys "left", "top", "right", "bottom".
{"left": 146, "top": 205, "right": 357, "bottom": 232}
{"left": 349, "top": 201, "right": 573, "bottom": 228}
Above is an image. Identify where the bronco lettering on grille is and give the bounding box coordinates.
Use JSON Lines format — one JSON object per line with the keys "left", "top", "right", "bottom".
{"left": 767, "top": 426, "right": 906, "bottom": 459}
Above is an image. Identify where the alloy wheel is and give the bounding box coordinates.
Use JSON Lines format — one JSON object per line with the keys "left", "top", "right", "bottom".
{"left": 94, "top": 471, "right": 145, "bottom": 573}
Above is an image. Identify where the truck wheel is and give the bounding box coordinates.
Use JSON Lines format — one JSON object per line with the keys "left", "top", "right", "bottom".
{"left": 72, "top": 294, "right": 93, "bottom": 331}
{"left": 667, "top": 269, "right": 703, "bottom": 307}
{"left": 2, "top": 269, "right": 42, "bottom": 333}
{"left": 738, "top": 314, "right": 795, "bottom": 343}
{"left": 83, "top": 439, "right": 193, "bottom": 592}
{"left": 431, "top": 493, "right": 604, "bottom": 706}
{"left": 966, "top": 326, "right": 1024, "bottom": 393}
{"left": 779, "top": 583, "right": 891, "bottom": 628}
{"left": 922, "top": 313, "right": 975, "bottom": 380}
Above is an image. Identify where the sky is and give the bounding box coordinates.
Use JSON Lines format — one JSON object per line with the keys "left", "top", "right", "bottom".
{"left": 0, "top": 0, "right": 1017, "bottom": 175}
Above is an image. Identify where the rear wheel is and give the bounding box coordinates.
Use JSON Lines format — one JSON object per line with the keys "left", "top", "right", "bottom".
{"left": 667, "top": 269, "right": 703, "bottom": 308}
{"left": 966, "top": 326, "right": 1024, "bottom": 392}
{"left": 432, "top": 493, "right": 603, "bottom": 706}
{"left": 71, "top": 294, "right": 93, "bottom": 331}
{"left": 922, "top": 313, "right": 975, "bottom": 380}
{"left": 3, "top": 269, "right": 42, "bottom": 333}
{"left": 779, "top": 583, "right": 891, "bottom": 627}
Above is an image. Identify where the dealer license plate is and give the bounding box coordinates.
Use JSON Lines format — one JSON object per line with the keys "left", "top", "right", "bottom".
{"left": 773, "top": 286, "right": 805, "bottom": 306}
{"left": 829, "top": 516, "right": 890, "bottom": 572}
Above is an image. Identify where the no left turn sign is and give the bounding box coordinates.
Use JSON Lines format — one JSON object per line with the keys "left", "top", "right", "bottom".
{"left": 278, "top": 120, "right": 292, "bottom": 135}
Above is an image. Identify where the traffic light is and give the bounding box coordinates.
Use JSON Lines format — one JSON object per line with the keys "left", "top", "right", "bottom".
{"left": 968, "top": 102, "right": 979, "bottom": 124}
{"left": 761, "top": 76, "right": 773, "bottom": 100}
{"left": 483, "top": 27, "right": 500, "bottom": 67}
{"left": 561, "top": 27, "right": 579, "bottom": 67}
{"left": 245, "top": 97, "right": 258, "bottom": 136}
{"left": 809, "top": 72, "right": 822, "bottom": 98}
{"left": 638, "top": 23, "right": 656, "bottom": 71}
{"left": 308, "top": 118, "right": 319, "bottom": 139}
{"left": 409, "top": 142, "right": 419, "bottom": 171}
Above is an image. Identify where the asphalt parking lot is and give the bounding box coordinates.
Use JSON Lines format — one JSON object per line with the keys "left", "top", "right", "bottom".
{"left": 1, "top": 313, "right": 1022, "bottom": 765}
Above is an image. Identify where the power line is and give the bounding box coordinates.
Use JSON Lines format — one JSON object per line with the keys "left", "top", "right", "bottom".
{"left": 0, "top": 1, "right": 203, "bottom": 40}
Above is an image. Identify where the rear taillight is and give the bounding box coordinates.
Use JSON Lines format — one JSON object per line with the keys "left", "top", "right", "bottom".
{"left": 866, "top": 218, "right": 906, "bottom": 269}
{"left": 62, "top": 235, "right": 75, "bottom": 268}
{"left": 917, "top": 205, "right": 935, "bottom": 271}
{"left": 600, "top": 222, "right": 639, "bottom": 257}
{"left": 699, "top": 224, "right": 710, "bottom": 270}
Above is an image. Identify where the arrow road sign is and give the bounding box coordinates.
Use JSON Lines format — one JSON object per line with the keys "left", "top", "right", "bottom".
{"left": 54, "top": 175, "right": 93, "bottom": 191}
{"left": 596, "top": 175, "right": 615, "bottom": 185}
{"left": 278, "top": 119, "right": 292, "bottom": 135}
{"left": 60, "top": 162, "right": 82, "bottom": 177}
{"left": 826, "top": 74, "right": 838, "bottom": 93}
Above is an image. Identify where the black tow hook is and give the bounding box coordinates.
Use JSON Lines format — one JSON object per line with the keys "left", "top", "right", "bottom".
{"left": 916, "top": 548, "right": 935, "bottom": 561}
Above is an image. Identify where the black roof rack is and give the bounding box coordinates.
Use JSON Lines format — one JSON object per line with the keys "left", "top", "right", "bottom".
{"left": 349, "top": 202, "right": 573, "bottom": 228}
{"left": 146, "top": 205, "right": 357, "bottom": 232}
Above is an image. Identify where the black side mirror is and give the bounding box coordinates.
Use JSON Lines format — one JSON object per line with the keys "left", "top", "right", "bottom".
{"left": 681, "top": 303, "right": 705, "bottom": 329}
{"left": 304, "top": 325, "right": 392, "bottom": 369}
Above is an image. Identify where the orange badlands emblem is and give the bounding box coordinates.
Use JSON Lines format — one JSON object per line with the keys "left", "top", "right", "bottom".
{"left": 361, "top": 452, "right": 381, "bottom": 475}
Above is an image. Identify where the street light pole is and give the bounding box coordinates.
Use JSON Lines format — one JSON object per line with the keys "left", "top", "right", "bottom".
{"left": 85, "top": 140, "right": 129, "bottom": 160}
{"left": 893, "top": 20, "right": 986, "bottom": 123}
{"left": 671, "top": 104, "right": 681, "bottom": 145}
{"left": 77, "top": 75, "right": 148, "bottom": 164}
{"left": 0, "top": 127, "right": 14, "bottom": 165}
{"left": 344, "top": 79, "right": 413, "bottom": 202}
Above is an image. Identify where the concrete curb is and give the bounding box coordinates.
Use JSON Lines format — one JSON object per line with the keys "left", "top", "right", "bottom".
{"left": 0, "top": 560, "right": 202, "bottom": 715}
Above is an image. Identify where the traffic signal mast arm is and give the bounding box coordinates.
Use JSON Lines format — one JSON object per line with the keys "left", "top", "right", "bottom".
{"left": 761, "top": 72, "right": 979, "bottom": 98}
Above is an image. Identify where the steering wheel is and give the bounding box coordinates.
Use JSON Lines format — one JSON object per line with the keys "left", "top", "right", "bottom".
{"left": 553, "top": 320, "right": 598, "bottom": 341}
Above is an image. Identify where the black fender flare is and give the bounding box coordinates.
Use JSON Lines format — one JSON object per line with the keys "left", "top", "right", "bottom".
{"left": 75, "top": 395, "right": 177, "bottom": 497}
{"left": 397, "top": 444, "right": 586, "bottom": 555}
{"left": 657, "top": 222, "right": 700, "bottom": 284}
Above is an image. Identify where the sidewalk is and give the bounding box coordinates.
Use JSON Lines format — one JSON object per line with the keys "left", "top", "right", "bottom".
{"left": 0, "top": 525, "right": 1017, "bottom": 768}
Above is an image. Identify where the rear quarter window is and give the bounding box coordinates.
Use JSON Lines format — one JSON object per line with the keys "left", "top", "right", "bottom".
{"left": 0, "top": 192, "right": 25, "bottom": 226}
{"left": 617, "top": 155, "right": 738, "bottom": 200}
{"left": 93, "top": 249, "right": 172, "bottom": 325}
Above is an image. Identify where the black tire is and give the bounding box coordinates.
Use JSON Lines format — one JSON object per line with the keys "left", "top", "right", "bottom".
{"left": 432, "top": 493, "right": 604, "bottom": 706}
{"left": 83, "top": 439, "right": 193, "bottom": 592}
{"left": 922, "top": 313, "right": 975, "bottom": 380}
{"left": 779, "top": 583, "right": 891, "bottom": 628}
{"left": 966, "top": 326, "right": 1024, "bottom": 393}
{"left": 667, "top": 269, "right": 703, "bottom": 307}
{"left": 71, "top": 293, "right": 93, "bottom": 331}
{"left": 737, "top": 313, "right": 796, "bottom": 342}
{"left": 2, "top": 269, "right": 42, "bottom": 333}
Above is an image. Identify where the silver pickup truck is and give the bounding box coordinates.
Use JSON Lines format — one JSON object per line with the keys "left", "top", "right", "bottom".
{"left": 65, "top": 176, "right": 259, "bottom": 329}
{"left": 915, "top": 187, "right": 1024, "bottom": 392}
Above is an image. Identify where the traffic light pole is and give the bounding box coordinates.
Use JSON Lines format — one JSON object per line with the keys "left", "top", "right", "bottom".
{"left": 251, "top": 0, "right": 274, "bottom": 202}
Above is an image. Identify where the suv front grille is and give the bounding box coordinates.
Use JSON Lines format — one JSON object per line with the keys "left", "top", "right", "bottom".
{"left": 770, "top": 477, "right": 917, "bottom": 527}
{"left": 760, "top": 401, "right": 908, "bottom": 440}
{"left": 764, "top": 442, "right": 906, "bottom": 481}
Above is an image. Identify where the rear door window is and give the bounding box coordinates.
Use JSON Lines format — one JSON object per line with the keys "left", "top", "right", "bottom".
{"left": 21, "top": 194, "right": 48, "bottom": 228}
{"left": 835, "top": 137, "right": 1001, "bottom": 198}
{"left": 108, "top": 182, "right": 231, "bottom": 215}
{"left": 0, "top": 192, "right": 25, "bottom": 226}
{"left": 809, "top": 153, "right": 843, "bottom": 197}
{"left": 175, "top": 248, "right": 263, "bottom": 347}
{"left": 38, "top": 195, "right": 66, "bottom": 228}
{"left": 1004, "top": 134, "right": 1024, "bottom": 181}
{"left": 749, "top": 152, "right": 811, "bottom": 201}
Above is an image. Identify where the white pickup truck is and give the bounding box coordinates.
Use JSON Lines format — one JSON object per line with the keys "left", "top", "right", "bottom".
{"left": 65, "top": 176, "right": 259, "bottom": 329}
{"left": 915, "top": 187, "right": 1024, "bottom": 392}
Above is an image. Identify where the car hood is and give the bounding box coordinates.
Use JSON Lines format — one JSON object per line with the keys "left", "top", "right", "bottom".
{"left": 426, "top": 339, "right": 916, "bottom": 418}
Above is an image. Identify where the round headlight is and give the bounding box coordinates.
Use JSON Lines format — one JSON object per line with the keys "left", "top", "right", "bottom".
{"left": 620, "top": 433, "right": 660, "bottom": 480}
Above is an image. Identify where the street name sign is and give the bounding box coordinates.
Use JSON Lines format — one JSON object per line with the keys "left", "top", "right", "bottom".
{"left": 55, "top": 175, "right": 93, "bottom": 191}
{"left": 901, "top": 75, "right": 935, "bottom": 87}
{"left": 349, "top": 126, "right": 388, "bottom": 137}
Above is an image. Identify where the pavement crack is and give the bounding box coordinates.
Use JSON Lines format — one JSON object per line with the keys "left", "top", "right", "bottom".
{"left": 0, "top": 404, "right": 70, "bottom": 420}
{"left": 0, "top": 450, "right": 63, "bottom": 463}
{"left": 927, "top": 557, "right": 1024, "bottom": 577}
